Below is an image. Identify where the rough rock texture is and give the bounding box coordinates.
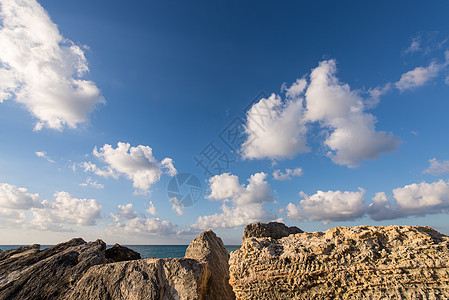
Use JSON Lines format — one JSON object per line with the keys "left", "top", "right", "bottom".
{"left": 0, "top": 244, "right": 40, "bottom": 262}
{"left": 68, "top": 229, "right": 235, "bottom": 300}
{"left": 243, "top": 221, "right": 303, "bottom": 240}
{"left": 0, "top": 238, "right": 106, "bottom": 300}
{"left": 185, "top": 229, "right": 235, "bottom": 300}
{"left": 105, "top": 243, "right": 141, "bottom": 262}
{"left": 230, "top": 225, "right": 449, "bottom": 299}
{"left": 67, "top": 258, "right": 209, "bottom": 300}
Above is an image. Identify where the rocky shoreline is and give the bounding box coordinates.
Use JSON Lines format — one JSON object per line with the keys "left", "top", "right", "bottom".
{"left": 1, "top": 222, "right": 449, "bottom": 299}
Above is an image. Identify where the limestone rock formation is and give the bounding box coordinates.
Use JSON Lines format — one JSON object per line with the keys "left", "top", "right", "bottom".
{"left": 105, "top": 243, "right": 141, "bottom": 262}
{"left": 230, "top": 225, "right": 449, "bottom": 299}
{"left": 0, "top": 238, "right": 106, "bottom": 300}
{"left": 68, "top": 258, "right": 208, "bottom": 299}
{"left": 185, "top": 229, "right": 235, "bottom": 300}
{"left": 242, "top": 221, "right": 303, "bottom": 239}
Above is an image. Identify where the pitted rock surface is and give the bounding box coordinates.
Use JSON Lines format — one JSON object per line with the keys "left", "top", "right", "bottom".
{"left": 230, "top": 225, "right": 449, "bottom": 299}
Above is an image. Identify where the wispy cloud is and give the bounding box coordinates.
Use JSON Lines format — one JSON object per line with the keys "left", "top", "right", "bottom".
{"left": 272, "top": 167, "right": 303, "bottom": 181}
{"left": 78, "top": 177, "right": 104, "bottom": 189}
{"left": 424, "top": 158, "right": 449, "bottom": 175}
{"left": 403, "top": 31, "right": 447, "bottom": 55}
{"left": 35, "top": 151, "right": 55, "bottom": 163}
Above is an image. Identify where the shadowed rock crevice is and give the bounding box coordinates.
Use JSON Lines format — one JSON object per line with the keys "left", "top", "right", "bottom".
{"left": 243, "top": 221, "right": 303, "bottom": 240}
{"left": 105, "top": 244, "right": 141, "bottom": 262}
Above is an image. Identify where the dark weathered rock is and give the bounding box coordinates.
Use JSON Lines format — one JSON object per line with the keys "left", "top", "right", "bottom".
{"left": 185, "top": 229, "right": 235, "bottom": 300}
{"left": 242, "top": 221, "right": 303, "bottom": 240}
{"left": 68, "top": 258, "right": 209, "bottom": 300}
{"left": 0, "top": 244, "right": 40, "bottom": 262}
{"left": 0, "top": 238, "right": 106, "bottom": 300}
{"left": 105, "top": 243, "right": 141, "bottom": 262}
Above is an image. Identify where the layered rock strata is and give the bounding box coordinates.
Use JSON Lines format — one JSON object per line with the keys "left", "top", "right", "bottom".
{"left": 0, "top": 238, "right": 106, "bottom": 300}
{"left": 229, "top": 224, "right": 449, "bottom": 299}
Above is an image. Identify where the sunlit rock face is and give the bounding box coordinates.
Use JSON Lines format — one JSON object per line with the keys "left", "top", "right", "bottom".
{"left": 230, "top": 224, "right": 449, "bottom": 299}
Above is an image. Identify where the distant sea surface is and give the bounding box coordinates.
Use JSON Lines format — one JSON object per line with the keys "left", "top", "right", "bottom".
{"left": 0, "top": 245, "right": 241, "bottom": 259}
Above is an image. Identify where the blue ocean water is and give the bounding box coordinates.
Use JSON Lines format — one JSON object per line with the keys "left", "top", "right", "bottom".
{"left": 0, "top": 245, "right": 241, "bottom": 259}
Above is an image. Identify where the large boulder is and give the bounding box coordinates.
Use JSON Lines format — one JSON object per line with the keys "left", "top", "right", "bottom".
{"left": 185, "top": 229, "right": 235, "bottom": 300}
{"left": 69, "top": 229, "right": 235, "bottom": 299}
{"left": 243, "top": 221, "right": 303, "bottom": 240}
{"left": 0, "top": 238, "right": 106, "bottom": 300}
{"left": 68, "top": 258, "right": 209, "bottom": 299}
{"left": 230, "top": 225, "right": 449, "bottom": 299}
{"left": 105, "top": 244, "right": 141, "bottom": 262}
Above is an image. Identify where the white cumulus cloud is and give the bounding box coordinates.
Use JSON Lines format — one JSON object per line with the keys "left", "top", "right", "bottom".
{"left": 146, "top": 201, "right": 158, "bottom": 215}
{"left": 116, "top": 203, "right": 137, "bottom": 219}
{"left": 369, "top": 180, "right": 449, "bottom": 220}
{"left": 0, "top": 182, "right": 42, "bottom": 209}
{"left": 240, "top": 59, "right": 399, "bottom": 167}
{"left": 0, "top": 208, "right": 27, "bottom": 228}
{"left": 0, "top": 0, "right": 105, "bottom": 130}
{"left": 90, "top": 142, "right": 177, "bottom": 192}
{"left": 113, "top": 217, "right": 177, "bottom": 235}
{"left": 395, "top": 61, "right": 442, "bottom": 91}
{"left": 241, "top": 90, "right": 309, "bottom": 160}
{"left": 192, "top": 172, "right": 276, "bottom": 229}
{"left": 396, "top": 51, "right": 449, "bottom": 92}
{"left": 30, "top": 191, "right": 102, "bottom": 231}
{"left": 393, "top": 180, "right": 449, "bottom": 214}
{"left": 305, "top": 60, "right": 400, "bottom": 168}
{"left": 286, "top": 188, "right": 367, "bottom": 223}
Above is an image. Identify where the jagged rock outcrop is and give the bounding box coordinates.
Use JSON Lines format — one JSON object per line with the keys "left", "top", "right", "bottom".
{"left": 105, "top": 243, "right": 141, "bottom": 262}
{"left": 229, "top": 224, "right": 449, "bottom": 299}
{"left": 0, "top": 244, "right": 40, "bottom": 262}
{"left": 185, "top": 229, "right": 235, "bottom": 300}
{"left": 0, "top": 238, "right": 106, "bottom": 300}
{"left": 68, "top": 258, "right": 209, "bottom": 299}
{"left": 243, "top": 221, "right": 303, "bottom": 239}
{"left": 68, "top": 229, "right": 235, "bottom": 299}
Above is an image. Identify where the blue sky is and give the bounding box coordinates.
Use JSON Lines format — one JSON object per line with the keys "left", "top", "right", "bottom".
{"left": 1, "top": 0, "right": 449, "bottom": 245}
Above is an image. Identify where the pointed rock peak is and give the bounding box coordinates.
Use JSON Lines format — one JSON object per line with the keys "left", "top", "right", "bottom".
{"left": 243, "top": 221, "right": 304, "bottom": 240}
{"left": 185, "top": 230, "right": 235, "bottom": 300}
{"left": 185, "top": 229, "right": 227, "bottom": 261}
{"left": 105, "top": 244, "right": 141, "bottom": 262}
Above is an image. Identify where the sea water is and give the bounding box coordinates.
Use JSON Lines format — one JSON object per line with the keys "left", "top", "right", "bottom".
{"left": 0, "top": 245, "right": 241, "bottom": 259}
